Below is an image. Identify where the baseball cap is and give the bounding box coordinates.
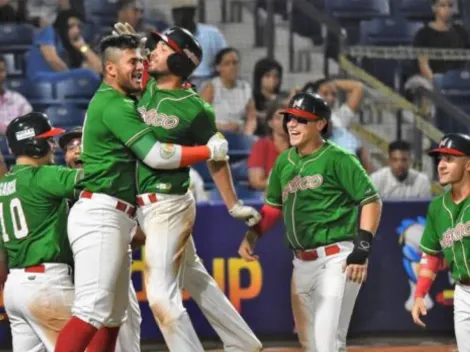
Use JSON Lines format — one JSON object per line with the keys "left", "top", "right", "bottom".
{"left": 428, "top": 133, "right": 470, "bottom": 157}
{"left": 59, "top": 126, "right": 83, "bottom": 151}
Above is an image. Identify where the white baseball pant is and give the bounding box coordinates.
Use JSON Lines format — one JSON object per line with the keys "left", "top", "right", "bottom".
{"left": 291, "top": 241, "right": 361, "bottom": 352}
{"left": 454, "top": 283, "right": 470, "bottom": 352}
{"left": 68, "top": 192, "right": 136, "bottom": 328}
{"left": 116, "top": 250, "right": 142, "bottom": 352}
{"left": 137, "top": 191, "right": 204, "bottom": 352}
{"left": 4, "top": 263, "right": 74, "bottom": 352}
{"left": 182, "top": 236, "right": 262, "bottom": 352}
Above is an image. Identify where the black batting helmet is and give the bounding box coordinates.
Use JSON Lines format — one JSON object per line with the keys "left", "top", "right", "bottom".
{"left": 59, "top": 126, "right": 82, "bottom": 151}
{"left": 279, "top": 92, "right": 331, "bottom": 134}
{"left": 428, "top": 133, "right": 470, "bottom": 157}
{"left": 147, "top": 26, "right": 202, "bottom": 79}
{"left": 6, "top": 112, "right": 64, "bottom": 158}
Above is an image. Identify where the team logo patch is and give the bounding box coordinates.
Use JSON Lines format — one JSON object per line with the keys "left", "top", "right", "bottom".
{"left": 160, "top": 143, "right": 176, "bottom": 160}
{"left": 15, "top": 128, "right": 35, "bottom": 141}
{"left": 137, "top": 107, "right": 180, "bottom": 129}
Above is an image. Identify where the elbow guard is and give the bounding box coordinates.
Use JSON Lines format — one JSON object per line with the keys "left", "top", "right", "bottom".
{"left": 415, "top": 253, "right": 441, "bottom": 298}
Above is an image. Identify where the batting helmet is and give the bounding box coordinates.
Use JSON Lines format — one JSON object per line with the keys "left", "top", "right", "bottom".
{"left": 6, "top": 112, "right": 64, "bottom": 158}
{"left": 279, "top": 92, "right": 331, "bottom": 134}
{"left": 58, "top": 126, "right": 82, "bottom": 151}
{"left": 428, "top": 133, "right": 470, "bottom": 157}
{"left": 147, "top": 26, "right": 202, "bottom": 79}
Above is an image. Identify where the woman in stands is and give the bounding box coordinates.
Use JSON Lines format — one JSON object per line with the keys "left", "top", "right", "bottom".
{"left": 200, "top": 47, "right": 257, "bottom": 135}
{"left": 252, "top": 57, "right": 283, "bottom": 136}
{"left": 247, "top": 96, "right": 290, "bottom": 191}
{"left": 26, "top": 9, "right": 101, "bottom": 82}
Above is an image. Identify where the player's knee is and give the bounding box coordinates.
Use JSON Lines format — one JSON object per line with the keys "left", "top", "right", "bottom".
{"left": 148, "top": 294, "right": 185, "bottom": 326}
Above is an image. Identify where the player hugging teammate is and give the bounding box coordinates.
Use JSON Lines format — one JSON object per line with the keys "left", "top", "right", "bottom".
{"left": 238, "top": 92, "right": 383, "bottom": 352}
{"left": 412, "top": 133, "right": 470, "bottom": 352}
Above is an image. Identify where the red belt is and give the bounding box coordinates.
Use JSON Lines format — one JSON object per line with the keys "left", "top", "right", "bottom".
{"left": 136, "top": 193, "right": 158, "bottom": 207}
{"left": 295, "top": 244, "right": 341, "bottom": 261}
{"left": 81, "top": 191, "right": 136, "bottom": 217}
{"left": 24, "top": 264, "right": 45, "bottom": 273}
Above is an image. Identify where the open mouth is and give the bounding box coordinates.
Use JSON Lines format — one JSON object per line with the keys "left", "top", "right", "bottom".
{"left": 289, "top": 131, "right": 300, "bottom": 137}
{"left": 132, "top": 72, "right": 142, "bottom": 83}
{"left": 75, "top": 159, "right": 84, "bottom": 167}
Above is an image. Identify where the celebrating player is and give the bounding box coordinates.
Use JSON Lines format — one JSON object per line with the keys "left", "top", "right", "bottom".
{"left": 412, "top": 133, "right": 470, "bottom": 352}
{"left": 55, "top": 35, "right": 229, "bottom": 352}
{"left": 238, "top": 92, "right": 383, "bottom": 351}
{"left": 0, "top": 113, "right": 79, "bottom": 351}
{"left": 113, "top": 25, "right": 262, "bottom": 351}
{"left": 59, "top": 127, "right": 142, "bottom": 352}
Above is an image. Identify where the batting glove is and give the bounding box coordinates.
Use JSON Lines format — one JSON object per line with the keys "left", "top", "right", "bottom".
{"left": 112, "top": 22, "right": 149, "bottom": 58}
{"left": 229, "top": 200, "right": 262, "bottom": 227}
{"left": 346, "top": 229, "right": 373, "bottom": 265}
{"left": 207, "top": 132, "right": 229, "bottom": 161}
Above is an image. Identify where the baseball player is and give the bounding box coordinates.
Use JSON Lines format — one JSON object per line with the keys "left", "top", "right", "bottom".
{"left": 0, "top": 112, "right": 80, "bottom": 351}
{"left": 110, "top": 25, "right": 262, "bottom": 351}
{"left": 58, "top": 127, "right": 142, "bottom": 352}
{"left": 238, "top": 92, "right": 383, "bottom": 352}
{"left": 412, "top": 133, "right": 470, "bottom": 352}
{"left": 55, "top": 34, "right": 229, "bottom": 352}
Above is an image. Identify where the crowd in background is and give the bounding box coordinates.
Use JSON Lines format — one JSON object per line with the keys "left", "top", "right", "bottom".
{"left": 0, "top": 0, "right": 467, "bottom": 202}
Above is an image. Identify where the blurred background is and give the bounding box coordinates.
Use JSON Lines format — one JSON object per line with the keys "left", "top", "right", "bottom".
{"left": 0, "top": 0, "right": 469, "bottom": 350}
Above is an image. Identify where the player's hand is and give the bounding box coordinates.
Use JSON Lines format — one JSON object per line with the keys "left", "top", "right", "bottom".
{"left": 113, "top": 22, "right": 148, "bottom": 57}
{"left": 229, "top": 201, "right": 261, "bottom": 226}
{"left": 411, "top": 297, "right": 427, "bottom": 328}
{"left": 342, "top": 262, "right": 368, "bottom": 284}
{"left": 207, "top": 132, "right": 229, "bottom": 161}
{"left": 238, "top": 229, "right": 259, "bottom": 261}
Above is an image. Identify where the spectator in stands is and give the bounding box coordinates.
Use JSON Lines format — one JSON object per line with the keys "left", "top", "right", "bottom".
{"left": 302, "top": 78, "right": 363, "bottom": 129}
{"left": 189, "top": 168, "right": 208, "bottom": 202}
{"left": 25, "top": 0, "right": 71, "bottom": 27}
{"left": 116, "top": 0, "right": 157, "bottom": 35}
{"left": 413, "top": 0, "right": 470, "bottom": 81}
{"left": 170, "top": 0, "right": 227, "bottom": 89}
{"left": 26, "top": 8, "right": 101, "bottom": 82}
{"left": 0, "top": 56, "right": 32, "bottom": 134}
{"left": 247, "top": 97, "right": 289, "bottom": 190}
{"left": 200, "top": 48, "right": 257, "bottom": 135}
{"left": 370, "top": 140, "right": 431, "bottom": 199}
{"left": 0, "top": 0, "right": 25, "bottom": 23}
{"left": 252, "top": 57, "right": 283, "bottom": 136}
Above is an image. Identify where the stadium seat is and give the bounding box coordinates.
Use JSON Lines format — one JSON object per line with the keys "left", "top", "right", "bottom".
{"left": 230, "top": 159, "right": 249, "bottom": 183}
{"left": 325, "top": 0, "right": 390, "bottom": 20}
{"left": 84, "top": 0, "right": 119, "bottom": 19}
{"left": 208, "top": 184, "right": 264, "bottom": 202}
{"left": 224, "top": 132, "right": 257, "bottom": 159}
{"left": 43, "top": 106, "right": 86, "bottom": 128}
{"left": 192, "top": 162, "right": 212, "bottom": 184}
{"left": 359, "top": 18, "right": 421, "bottom": 45}
{"left": 398, "top": 0, "right": 457, "bottom": 21}
{"left": 56, "top": 77, "right": 100, "bottom": 106}
{"left": 0, "top": 136, "right": 10, "bottom": 157}
{"left": 27, "top": 81, "right": 56, "bottom": 106}
{"left": 0, "top": 24, "right": 35, "bottom": 53}
{"left": 6, "top": 78, "right": 29, "bottom": 97}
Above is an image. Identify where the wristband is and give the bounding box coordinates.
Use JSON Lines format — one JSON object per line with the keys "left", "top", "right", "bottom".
{"left": 253, "top": 204, "right": 282, "bottom": 235}
{"left": 346, "top": 229, "right": 373, "bottom": 265}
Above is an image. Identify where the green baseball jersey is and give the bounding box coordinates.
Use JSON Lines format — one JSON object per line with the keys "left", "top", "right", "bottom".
{"left": 420, "top": 192, "right": 470, "bottom": 282}
{"left": 135, "top": 79, "right": 216, "bottom": 195}
{"left": 0, "top": 165, "right": 81, "bottom": 269}
{"left": 77, "top": 83, "right": 153, "bottom": 204}
{"left": 266, "top": 141, "right": 380, "bottom": 250}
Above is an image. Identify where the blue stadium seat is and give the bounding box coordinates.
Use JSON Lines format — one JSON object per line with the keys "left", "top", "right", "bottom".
{"left": 0, "top": 136, "right": 10, "bottom": 157}
{"left": 0, "top": 24, "right": 35, "bottom": 53}
{"left": 84, "top": 0, "right": 119, "bottom": 19}
{"left": 359, "top": 18, "right": 421, "bottom": 45}
{"left": 6, "top": 78, "right": 29, "bottom": 97}
{"left": 43, "top": 106, "right": 86, "bottom": 128}
{"left": 208, "top": 185, "right": 264, "bottom": 202}
{"left": 27, "top": 81, "right": 56, "bottom": 106}
{"left": 192, "top": 162, "right": 211, "bottom": 184}
{"left": 230, "top": 159, "right": 249, "bottom": 183}
{"left": 224, "top": 132, "right": 257, "bottom": 158}
{"left": 398, "top": 0, "right": 455, "bottom": 20}
{"left": 56, "top": 77, "right": 99, "bottom": 106}
{"left": 325, "top": 0, "right": 390, "bottom": 19}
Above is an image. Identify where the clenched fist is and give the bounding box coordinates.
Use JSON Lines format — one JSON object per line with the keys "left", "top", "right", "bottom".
{"left": 207, "top": 132, "right": 229, "bottom": 161}
{"left": 229, "top": 200, "right": 261, "bottom": 226}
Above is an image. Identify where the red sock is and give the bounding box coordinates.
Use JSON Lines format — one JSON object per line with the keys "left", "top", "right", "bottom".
{"left": 55, "top": 316, "right": 97, "bottom": 352}
{"left": 87, "top": 327, "right": 120, "bottom": 352}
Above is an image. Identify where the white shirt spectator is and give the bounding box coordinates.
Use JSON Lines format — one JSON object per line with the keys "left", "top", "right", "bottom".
{"left": 331, "top": 104, "right": 356, "bottom": 129}
{"left": 193, "top": 23, "right": 227, "bottom": 78}
{"left": 0, "top": 89, "right": 33, "bottom": 134}
{"left": 370, "top": 166, "right": 432, "bottom": 200}
{"left": 189, "top": 168, "right": 207, "bottom": 202}
{"left": 210, "top": 76, "right": 252, "bottom": 127}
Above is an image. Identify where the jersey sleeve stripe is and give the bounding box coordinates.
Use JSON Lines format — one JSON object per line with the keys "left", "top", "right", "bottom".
{"left": 420, "top": 244, "right": 441, "bottom": 254}
{"left": 266, "top": 199, "right": 282, "bottom": 208}
{"left": 359, "top": 193, "right": 380, "bottom": 206}
{"left": 125, "top": 127, "right": 152, "bottom": 147}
